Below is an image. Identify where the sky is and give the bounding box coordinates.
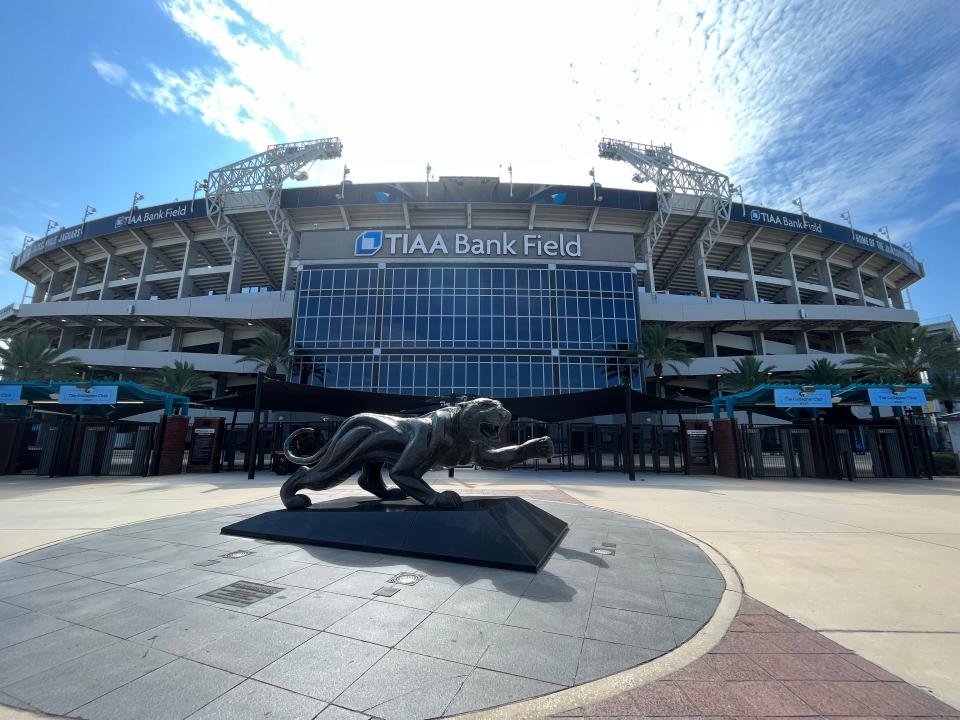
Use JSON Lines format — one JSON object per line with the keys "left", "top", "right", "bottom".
{"left": 0, "top": 0, "right": 958, "bottom": 320}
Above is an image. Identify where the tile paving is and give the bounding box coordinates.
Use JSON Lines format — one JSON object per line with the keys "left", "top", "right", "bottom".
{"left": 0, "top": 495, "right": 719, "bottom": 718}
{"left": 0, "top": 491, "right": 950, "bottom": 720}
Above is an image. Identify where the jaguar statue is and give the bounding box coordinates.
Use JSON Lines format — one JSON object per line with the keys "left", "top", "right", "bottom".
{"left": 280, "top": 398, "right": 554, "bottom": 510}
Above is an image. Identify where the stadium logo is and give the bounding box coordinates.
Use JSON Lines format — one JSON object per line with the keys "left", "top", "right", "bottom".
{"left": 750, "top": 209, "right": 761, "bottom": 221}
{"left": 354, "top": 230, "right": 383, "bottom": 256}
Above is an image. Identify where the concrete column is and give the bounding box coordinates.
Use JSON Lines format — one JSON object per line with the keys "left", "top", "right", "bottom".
{"left": 702, "top": 328, "right": 717, "bottom": 357}
{"left": 640, "top": 235, "right": 656, "bottom": 293}
{"left": 751, "top": 331, "right": 767, "bottom": 356}
{"left": 136, "top": 248, "right": 157, "bottom": 300}
{"left": 794, "top": 330, "right": 810, "bottom": 354}
{"left": 68, "top": 265, "right": 89, "bottom": 301}
{"left": 783, "top": 252, "right": 802, "bottom": 305}
{"left": 178, "top": 239, "right": 198, "bottom": 299}
{"left": 58, "top": 326, "right": 79, "bottom": 350}
{"left": 99, "top": 254, "right": 118, "bottom": 301}
{"left": 742, "top": 245, "right": 759, "bottom": 302}
{"left": 226, "top": 239, "right": 245, "bottom": 295}
{"left": 832, "top": 331, "right": 847, "bottom": 354}
{"left": 89, "top": 326, "right": 105, "bottom": 350}
{"left": 126, "top": 326, "right": 143, "bottom": 351}
{"left": 281, "top": 232, "right": 299, "bottom": 296}
{"left": 170, "top": 327, "right": 185, "bottom": 352}
{"left": 43, "top": 271, "right": 65, "bottom": 302}
{"left": 219, "top": 327, "right": 235, "bottom": 355}
{"left": 693, "top": 241, "right": 711, "bottom": 297}
{"left": 31, "top": 282, "right": 46, "bottom": 303}
{"left": 849, "top": 266, "right": 868, "bottom": 306}
{"left": 888, "top": 285, "right": 905, "bottom": 310}
{"left": 873, "top": 275, "right": 891, "bottom": 307}
{"left": 819, "top": 260, "right": 836, "bottom": 305}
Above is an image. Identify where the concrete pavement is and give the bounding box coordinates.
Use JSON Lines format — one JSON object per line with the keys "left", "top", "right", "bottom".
{"left": 1, "top": 469, "right": 958, "bottom": 708}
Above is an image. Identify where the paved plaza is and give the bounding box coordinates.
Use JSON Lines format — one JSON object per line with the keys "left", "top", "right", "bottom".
{"left": 0, "top": 469, "right": 958, "bottom": 718}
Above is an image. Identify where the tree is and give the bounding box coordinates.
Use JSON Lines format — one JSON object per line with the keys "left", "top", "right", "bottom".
{"left": 845, "top": 325, "right": 959, "bottom": 383}
{"left": 0, "top": 333, "right": 79, "bottom": 381}
{"left": 236, "top": 332, "right": 291, "bottom": 379}
{"left": 146, "top": 361, "right": 211, "bottom": 396}
{"left": 721, "top": 355, "right": 776, "bottom": 392}
{"left": 800, "top": 358, "right": 848, "bottom": 386}
{"left": 929, "top": 371, "right": 960, "bottom": 414}
{"left": 607, "top": 323, "right": 694, "bottom": 397}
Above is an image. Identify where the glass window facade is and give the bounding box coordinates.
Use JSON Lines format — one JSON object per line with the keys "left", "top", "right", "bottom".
{"left": 292, "top": 263, "right": 639, "bottom": 397}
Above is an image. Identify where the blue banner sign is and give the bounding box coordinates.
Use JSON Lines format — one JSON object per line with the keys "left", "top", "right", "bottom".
{"left": 731, "top": 205, "right": 921, "bottom": 276}
{"left": 13, "top": 200, "right": 208, "bottom": 270}
{"left": 58, "top": 384, "right": 119, "bottom": 405}
{"left": 774, "top": 388, "right": 833, "bottom": 408}
{"left": 0, "top": 386, "right": 22, "bottom": 404}
{"left": 867, "top": 387, "right": 927, "bottom": 407}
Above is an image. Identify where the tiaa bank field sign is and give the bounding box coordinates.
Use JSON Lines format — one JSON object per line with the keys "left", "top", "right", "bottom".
{"left": 299, "top": 229, "right": 636, "bottom": 264}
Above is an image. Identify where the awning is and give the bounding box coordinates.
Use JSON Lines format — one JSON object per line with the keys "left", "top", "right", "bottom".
{"left": 203, "top": 379, "right": 706, "bottom": 422}
{"left": 204, "top": 379, "right": 442, "bottom": 416}
{"left": 499, "top": 386, "right": 706, "bottom": 422}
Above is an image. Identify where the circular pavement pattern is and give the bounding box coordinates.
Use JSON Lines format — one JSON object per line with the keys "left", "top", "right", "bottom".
{"left": 0, "top": 498, "right": 724, "bottom": 720}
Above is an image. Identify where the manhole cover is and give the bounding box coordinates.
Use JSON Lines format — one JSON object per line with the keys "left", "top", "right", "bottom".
{"left": 194, "top": 559, "right": 220, "bottom": 567}
{"left": 373, "top": 585, "right": 401, "bottom": 597}
{"left": 198, "top": 581, "right": 282, "bottom": 607}
{"left": 592, "top": 547, "right": 616, "bottom": 556}
{"left": 389, "top": 573, "right": 423, "bottom": 586}
{"left": 220, "top": 550, "right": 256, "bottom": 559}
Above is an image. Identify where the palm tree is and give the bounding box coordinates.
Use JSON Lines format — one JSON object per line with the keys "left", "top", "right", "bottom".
{"left": 146, "top": 361, "right": 211, "bottom": 396}
{"left": 721, "top": 355, "right": 776, "bottom": 392}
{"left": 236, "top": 331, "right": 291, "bottom": 379}
{"left": 800, "top": 358, "right": 848, "bottom": 386}
{"left": 845, "top": 325, "right": 959, "bottom": 383}
{"left": 929, "top": 371, "right": 960, "bottom": 414}
{"left": 0, "top": 333, "right": 79, "bottom": 381}
{"left": 608, "top": 323, "right": 694, "bottom": 397}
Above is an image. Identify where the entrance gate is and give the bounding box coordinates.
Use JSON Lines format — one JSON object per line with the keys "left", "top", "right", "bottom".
{"left": 736, "top": 421, "right": 933, "bottom": 480}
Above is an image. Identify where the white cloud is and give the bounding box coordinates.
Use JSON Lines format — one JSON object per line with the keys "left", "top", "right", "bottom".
{"left": 91, "top": 54, "right": 130, "bottom": 86}
{"left": 91, "top": 0, "right": 959, "bottom": 237}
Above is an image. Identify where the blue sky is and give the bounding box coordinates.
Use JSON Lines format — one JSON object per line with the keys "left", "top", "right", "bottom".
{"left": 1, "top": 0, "right": 958, "bottom": 321}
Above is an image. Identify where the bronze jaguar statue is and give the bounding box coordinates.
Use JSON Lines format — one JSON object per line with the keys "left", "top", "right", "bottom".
{"left": 280, "top": 398, "right": 554, "bottom": 510}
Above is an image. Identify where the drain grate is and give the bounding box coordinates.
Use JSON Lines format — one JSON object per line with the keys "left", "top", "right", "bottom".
{"left": 388, "top": 573, "right": 423, "bottom": 586}
{"left": 602, "top": 542, "right": 617, "bottom": 548}
{"left": 194, "top": 559, "right": 220, "bottom": 567}
{"left": 373, "top": 585, "right": 401, "bottom": 597}
{"left": 220, "top": 550, "right": 256, "bottom": 559}
{"left": 592, "top": 547, "right": 616, "bottom": 556}
{"left": 198, "top": 581, "right": 282, "bottom": 608}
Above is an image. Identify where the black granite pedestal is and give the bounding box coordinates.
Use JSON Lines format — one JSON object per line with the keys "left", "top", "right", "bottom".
{"left": 221, "top": 496, "right": 568, "bottom": 572}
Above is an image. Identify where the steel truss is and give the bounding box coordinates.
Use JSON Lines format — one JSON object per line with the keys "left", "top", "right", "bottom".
{"left": 205, "top": 138, "right": 343, "bottom": 294}
{"left": 598, "top": 139, "right": 732, "bottom": 257}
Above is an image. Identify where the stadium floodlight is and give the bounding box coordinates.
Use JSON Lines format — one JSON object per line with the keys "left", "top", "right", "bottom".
{"left": 81, "top": 205, "right": 96, "bottom": 233}
{"left": 425, "top": 163, "right": 432, "bottom": 199}
{"left": 21, "top": 235, "right": 34, "bottom": 250}
{"left": 731, "top": 184, "right": 745, "bottom": 216}
{"left": 877, "top": 226, "right": 890, "bottom": 242}
{"left": 598, "top": 138, "right": 733, "bottom": 274}
{"left": 204, "top": 137, "right": 343, "bottom": 298}
{"left": 508, "top": 163, "right": 513, "bottom": 197}
{"left": 45, "top": 219, "right": 59, "bottom": 237}
{"left": 840, "top": 210, "right": 855, "bottom": 240}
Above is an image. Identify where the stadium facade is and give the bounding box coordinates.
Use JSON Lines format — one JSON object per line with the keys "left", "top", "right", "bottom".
{"left": 1, "top": 139, "right": 924, "bottom": 401}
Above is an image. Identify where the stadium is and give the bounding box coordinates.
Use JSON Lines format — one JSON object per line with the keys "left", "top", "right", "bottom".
{"left": 1, "top": 137, "right": 924, "bottom": 402}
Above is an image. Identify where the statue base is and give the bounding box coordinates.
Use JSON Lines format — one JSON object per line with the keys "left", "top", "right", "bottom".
{"left": 221, "top": 496, "right": 568, "bottom": 573}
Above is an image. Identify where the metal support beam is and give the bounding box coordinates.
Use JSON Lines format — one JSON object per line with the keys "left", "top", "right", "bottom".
{"left": 528, "top": 204, "right": 536, "bottom": 230}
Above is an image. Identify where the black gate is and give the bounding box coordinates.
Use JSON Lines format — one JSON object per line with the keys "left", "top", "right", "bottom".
{"left": 737, "top": 420, "right": 932, "bottom": 481}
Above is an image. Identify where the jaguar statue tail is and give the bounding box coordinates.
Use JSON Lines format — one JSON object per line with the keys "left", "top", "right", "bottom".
{"left": 279, "top": 418, "right": 400, "bottom": 510}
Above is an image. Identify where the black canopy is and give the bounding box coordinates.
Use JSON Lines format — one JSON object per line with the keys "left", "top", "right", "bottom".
{"left": 204, "top": 379, "right": 441, "bottom": 416}
{"left": 499, "top": 386, "right": 705, "bottom": 422}
{"left": 203, "top": 379, "right": 706, "bottom": 422}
